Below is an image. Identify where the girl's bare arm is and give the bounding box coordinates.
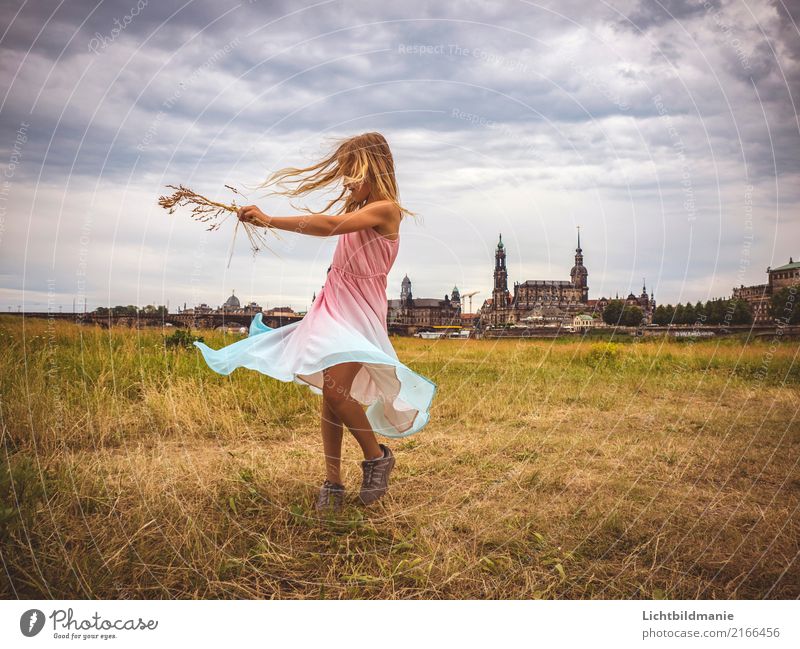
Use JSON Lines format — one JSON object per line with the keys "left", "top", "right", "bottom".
{"left": 237, "top": 201, "right": 394, "bottom": 237}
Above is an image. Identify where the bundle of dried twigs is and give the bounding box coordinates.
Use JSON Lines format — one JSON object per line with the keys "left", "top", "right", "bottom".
{"left": 158, "top": 184, "right": 282, "bottom": 267}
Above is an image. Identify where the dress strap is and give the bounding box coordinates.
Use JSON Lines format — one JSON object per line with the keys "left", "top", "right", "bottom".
{"left": 329, "top": 265, "right": 387, "bottom": 280}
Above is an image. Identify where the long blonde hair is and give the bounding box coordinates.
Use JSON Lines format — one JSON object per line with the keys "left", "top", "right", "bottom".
{"left": 257, "top": 132, "right": 416, "bottom": 219}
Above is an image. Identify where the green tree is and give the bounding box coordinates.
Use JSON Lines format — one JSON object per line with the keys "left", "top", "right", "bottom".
{"left": 769, "top": 287, "right": 800, "bottom": 324}
{"left": 709, "top": 298, "right": 727, "bottom": 325}
{"left": 602, "top": 300, "right": 623, "bottom": 325}
{"left": 704, "top": 299, "right": 718, "bottom": 324}
{"left": 694, "top": 300, "right": 706, "bottom": 323}
{"left": 601, "top": 300, "right": 643, "bottom": 326}
{"left": 111, "top": 305, "right": 138, "bottom": 316}
{"left": 684, "top": 302, "right": 697, "bottom": 324}
{"left": 623, "top": 305, "right": 644, "bottom": 326}
{"left": 732, "top": 298, "right": 753, "bottom": 325}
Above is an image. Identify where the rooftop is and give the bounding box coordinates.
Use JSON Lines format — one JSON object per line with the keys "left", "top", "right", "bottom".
{"left": 518, "top": 279, "right": 573, "bottom": 286}
{"left": 770, "top": 257, "right": 799, "bottom": 272}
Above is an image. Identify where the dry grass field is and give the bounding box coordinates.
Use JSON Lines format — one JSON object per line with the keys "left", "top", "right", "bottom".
{"left": 1, "top": 315, "right": 798, "bottom": 599}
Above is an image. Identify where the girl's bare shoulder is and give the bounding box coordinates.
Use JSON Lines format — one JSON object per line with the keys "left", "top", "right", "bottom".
{"left": 369, "top": 199, "right": 402, "bottom": 238}
{"left": 366, "top": 199, "right": 401, "bottom": 218}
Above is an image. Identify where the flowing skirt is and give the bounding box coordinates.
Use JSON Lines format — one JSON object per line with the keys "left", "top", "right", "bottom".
{"left": 193, "top": 311, "right": 436, "bottom": 438}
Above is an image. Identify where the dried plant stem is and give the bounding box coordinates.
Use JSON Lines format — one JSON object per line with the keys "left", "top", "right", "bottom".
{"left": 226, "top": 219, "right": 240, "bottom": 269}
{"left": 157, "top": 183, "right": 285, "bottom": 266}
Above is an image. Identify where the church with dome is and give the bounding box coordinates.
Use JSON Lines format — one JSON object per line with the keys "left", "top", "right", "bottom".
{"left": 180, "top": 289, "right": 263, "bottom": 316}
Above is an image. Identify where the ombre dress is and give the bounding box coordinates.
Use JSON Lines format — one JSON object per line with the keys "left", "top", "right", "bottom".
{"left": 194, "top": 225, "right": 437, "bottom": 438}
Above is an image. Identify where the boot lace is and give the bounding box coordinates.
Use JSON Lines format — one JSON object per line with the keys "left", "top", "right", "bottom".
{"left": 362, "top": 462, "right": 375, "bottom": 487}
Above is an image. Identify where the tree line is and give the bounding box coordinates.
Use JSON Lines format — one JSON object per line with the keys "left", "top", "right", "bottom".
{"left": 650, "top": 298, "right": 751, "bottom": 326}
{"left": 93, "top": 305, "right": 168, "bottom": 317}
{"left": 600, "top": 297, "right": 750, "bottom": 326}
{"left": 598, "top": 287, "right": 799, "bottom": 326}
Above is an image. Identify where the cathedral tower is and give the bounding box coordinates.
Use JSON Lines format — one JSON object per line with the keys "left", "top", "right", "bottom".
{"left": 570, "top": 226, "right": 589, "bottom": 302}
{"left": 492, "top": 233, "right": 511, "bottom": 322}
{"left": 494, "top": 234, "right": 508, "bottom": 294}
{"left": 401, "top": 273, "right": 413, "bottom": 308}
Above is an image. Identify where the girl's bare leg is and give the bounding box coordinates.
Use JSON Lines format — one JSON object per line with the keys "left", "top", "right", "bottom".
{"left": 322, "top": 363, "right": 383, "bottom": 461}
{"left": 320, "top": 397, "right": 344, "bottom": 484}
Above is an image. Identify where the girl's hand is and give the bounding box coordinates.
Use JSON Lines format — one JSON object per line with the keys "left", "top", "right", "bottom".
{"left": 237, "top": 204, "right": 271, "bottom": 227}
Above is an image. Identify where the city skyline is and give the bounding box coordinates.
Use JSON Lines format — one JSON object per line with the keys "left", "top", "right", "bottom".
{"left": 7, "top": 229, "right": 785, "bottom": 316}
{"left": 1, "top": 1, "right": 798, "bottom": 315}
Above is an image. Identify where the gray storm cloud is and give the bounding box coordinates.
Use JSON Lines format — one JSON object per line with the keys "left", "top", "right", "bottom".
{"left": 0, "top": 0, "right": 797, "bottom": 311}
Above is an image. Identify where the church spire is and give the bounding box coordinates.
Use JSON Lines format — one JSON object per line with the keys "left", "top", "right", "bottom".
{"left": 570, "top": 225, "right": 588, "bottom": 302}
{"left": 401, "top": 273, "right": 413, "bottom": 307}
{"left": 494, "top": 233, "right": 507, "bottom": 279}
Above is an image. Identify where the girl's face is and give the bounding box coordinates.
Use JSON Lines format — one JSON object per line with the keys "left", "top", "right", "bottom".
{"left": 343, "top": 173, "right": 371, "bottom": 202}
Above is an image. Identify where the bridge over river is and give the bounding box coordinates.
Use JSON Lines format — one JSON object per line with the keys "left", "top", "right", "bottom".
{"left": 4, "top": 311, "right": 303, "bottom": 330}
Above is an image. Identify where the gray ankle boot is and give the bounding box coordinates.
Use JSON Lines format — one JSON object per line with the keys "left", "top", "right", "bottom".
{"left": 315, "top": 479, "right": 345, "bottom": 513}
{"left": 359, "top": 444, "right": 395, "bottom": 505}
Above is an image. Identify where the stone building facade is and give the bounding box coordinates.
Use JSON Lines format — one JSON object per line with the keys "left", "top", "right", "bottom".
{"left": 387, "top": 274, "right": 461, "bottom": 327}
{"left": 480, "top": 231, "right": 655, "bottom": 326}
{"left": 589, "top": 281, "right": 655, "bottom": 321}
{"left": 181, "top": 290, "right": 262, "bottom": 315}
{"left": 732, "top": 257, "right": 800, "bottom": 324}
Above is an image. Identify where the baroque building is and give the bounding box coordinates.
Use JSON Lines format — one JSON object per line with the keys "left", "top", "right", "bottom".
{"left": 181, "top": 290, "right": 262, "bottom": 315}
{"left": 588, "top": 280, "right": 655, "bottom": 320}
{"left": 387, "top": 274, "right": 461, "bottom": 327}
{"left": 480, "top": 230, "right": 656, "bottom": 326}
{"left": 732, "top": 256, "right": 800, "bottom": 324}
{"left": 218, "top": 290, "right": 262, "bottom": 315}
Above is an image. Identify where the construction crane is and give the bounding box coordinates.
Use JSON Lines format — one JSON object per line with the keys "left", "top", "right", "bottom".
{"left": 461, "top": 291, "right": 479, "bottom": 313}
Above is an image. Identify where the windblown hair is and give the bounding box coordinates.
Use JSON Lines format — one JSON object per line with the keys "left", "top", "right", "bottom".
{"left": 257, "top": 132, "right": 415, "bottom": 219}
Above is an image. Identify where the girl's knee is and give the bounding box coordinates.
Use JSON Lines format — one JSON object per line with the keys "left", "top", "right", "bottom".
{"left": 322, "top": 366, "right": 358, "bottom": 409}
{"left": 322, "top": 384, "right": 350, "bottom": 408}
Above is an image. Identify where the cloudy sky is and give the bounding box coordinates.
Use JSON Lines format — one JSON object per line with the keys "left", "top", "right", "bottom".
{"left": 0, "top": 0, "right": 798, "bottom": 313}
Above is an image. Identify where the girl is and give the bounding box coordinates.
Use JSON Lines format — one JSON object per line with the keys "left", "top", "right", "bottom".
{"left": 194, "top": 132, "right": 437, "bottom": 514}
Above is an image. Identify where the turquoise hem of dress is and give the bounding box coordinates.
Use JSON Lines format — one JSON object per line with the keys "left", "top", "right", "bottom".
{"left": 193, "top": 313, "right": 436, "bottom": 439}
